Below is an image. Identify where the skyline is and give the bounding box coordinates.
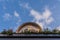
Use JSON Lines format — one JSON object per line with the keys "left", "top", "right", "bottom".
{"left": 0, "top": 0, "right": 60, "bottom": 32}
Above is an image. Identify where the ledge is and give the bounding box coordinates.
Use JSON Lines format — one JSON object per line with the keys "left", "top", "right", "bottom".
{"left": 0, "top": 34, "right": 60, "bottom": 38}
{"left": 0, "top": 36, "right": 60, "bottom": 38}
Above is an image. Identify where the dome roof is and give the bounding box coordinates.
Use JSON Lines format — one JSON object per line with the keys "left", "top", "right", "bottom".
{"left": 16, "top": 22, "right": 42, "bottom": 33}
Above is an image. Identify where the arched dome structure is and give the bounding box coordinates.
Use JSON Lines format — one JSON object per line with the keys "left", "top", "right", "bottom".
{"left": 16, "top": 22, "right": 42, "bottom": 33}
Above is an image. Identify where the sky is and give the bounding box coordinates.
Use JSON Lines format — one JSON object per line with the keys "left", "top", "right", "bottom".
{"left": 0, "top": 0, "right": 60, "bottom": 32}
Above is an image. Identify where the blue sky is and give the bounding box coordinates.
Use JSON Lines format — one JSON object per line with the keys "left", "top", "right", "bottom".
{"left": 0, "top": 0, "right": 60, "bottom": 32}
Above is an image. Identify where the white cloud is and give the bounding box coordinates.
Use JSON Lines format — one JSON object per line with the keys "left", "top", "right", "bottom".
{"left": 30, "top": 7, "right": 54, "bottom": 29}
{"left": 3, "top": 13, "right": 12, "bottom": 21}
{"left": 16, "top": 19, "right": 21, "bottom": 25}
{"left": 19, "top": 3, "right": 31, "bottom": 10}
{"left": 14, "top": 11, "right": 19, "bottom": 18}
{"left": 14, "top": 11, "right": 22, "bottom": 25}
{"left": 45, "top": 17, "right": 54, "bottom": 24}
{"left": 30, "top": 9, "right": 43, "bottom": 29}
{"left": 30, "top": 9, "right": 42, "bottom": 21}
{"left": 42, "top": 7, "right": 54, "bottom": 24}
{"left": 3, "top": 11, "right": 21, "bottom": 25}
{"left": 43, "top": 7, "right": 51, "bottom": 19}
{"left": 56, "top": 26, "right": 60, "bottom": 31}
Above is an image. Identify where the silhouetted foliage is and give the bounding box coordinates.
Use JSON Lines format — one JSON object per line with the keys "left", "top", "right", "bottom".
{"left": 1, "top": 29, "right": 7, "bottom": 34}
{"left": 6, "top": 29, "right": 13, "bottom": 35}
{"left": 52, "top": 29, "right": 58, "bottom": 33}
{"left": 1, "top": 29, "right": 13, "bottom": 35}
{"left": 1, "top": 28, "right": 60, "bottom": 34}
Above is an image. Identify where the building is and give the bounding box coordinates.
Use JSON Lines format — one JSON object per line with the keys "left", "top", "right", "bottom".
{"left": 16, "top": 22, "right": 42, "bottom": 33}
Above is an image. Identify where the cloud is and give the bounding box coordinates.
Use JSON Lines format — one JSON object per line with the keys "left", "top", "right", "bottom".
{"left": 14, "top": 11, "right": 21, "bottom": 26}
{"left": 45, "top": 17, "right": 54, "bottom": 24}
{"left": 30, "top": 7, "right": 54, "bottom": 29}
{"left": 55, "top": 26, "right": 60, "bottom": 31}
{"left": 43, "top": 7, "right": 54, "bottom": 24}
{"left": 16, "top": 19, "right": 21, "bottom": 25}
{"left": 3, "top": 11, "right": 21, "bottom": 25}
{"left": 14, "top": 11, "right": 20, "bottom": 18}
{"left": 19, "top": 2, "right": 54, "bottom": 30}
{"left": 30, "top": 9, "right": 42, "bottom": 21}
{"left": 3, "top": 13, "right": 12, "bottom": 21}
{"left": 43, "top": 7, "right": 51, "bottom": 19}
{"left": 19, "top": 2, "right": 31, "bottom": 10}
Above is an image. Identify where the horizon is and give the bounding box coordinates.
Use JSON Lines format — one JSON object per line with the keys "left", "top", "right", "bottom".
{"left": 0, "top": 0, "right": 60, "bottom": 32}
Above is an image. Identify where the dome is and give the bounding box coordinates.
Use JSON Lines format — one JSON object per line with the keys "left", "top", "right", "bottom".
{"left": 16, "top": 22, "right": 42, "bottom": 33}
